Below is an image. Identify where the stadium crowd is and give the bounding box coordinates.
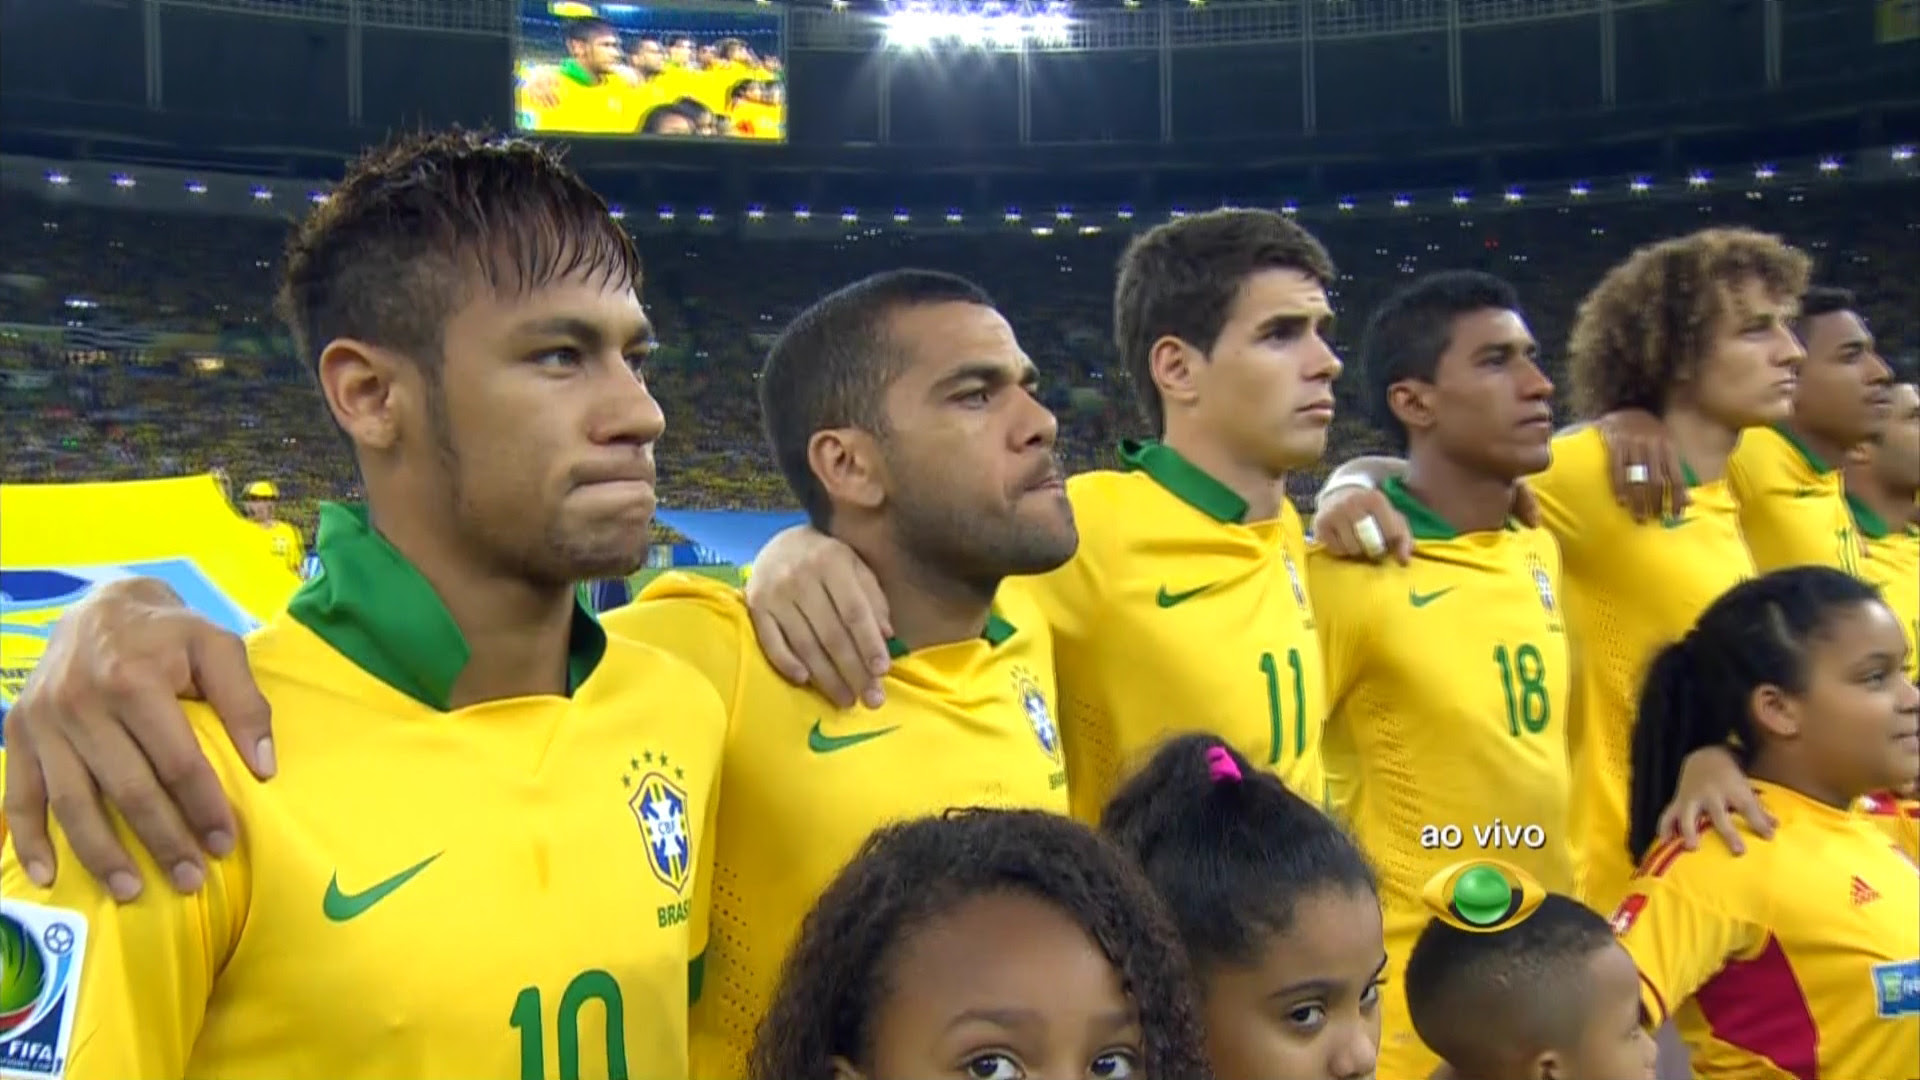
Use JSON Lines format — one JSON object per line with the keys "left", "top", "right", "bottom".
{"left": 4, "top": 182, "right": 1915, "bottom": 546}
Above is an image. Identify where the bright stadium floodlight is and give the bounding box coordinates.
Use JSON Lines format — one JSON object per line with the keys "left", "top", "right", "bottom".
{"left": 882, "top": 1, "right": 1073, "bottom": 51}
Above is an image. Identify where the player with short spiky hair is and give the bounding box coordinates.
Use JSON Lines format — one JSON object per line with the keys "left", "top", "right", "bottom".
{"left": 742, "top": 209, "right": 1347, "bottom": 822}
{"left": 1, "top": 254, "right": 1081, "bottom": 1080}
{"left": 1404, "top": 894, "right": 1656, "bottom": 1080}
{"left": 0, "top": 130, "right": 729, "bottom": 1079}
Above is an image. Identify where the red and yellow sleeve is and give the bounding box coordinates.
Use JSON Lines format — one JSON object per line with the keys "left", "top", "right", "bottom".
{"left": 1860, "top": 791, "right": 1920, "bottom": 864}
{"left": 1610, "top": 835, "right": 1767, "bottom": 1027}
{"left": 0, "top": 706, "right": 248, "bottom": 1079}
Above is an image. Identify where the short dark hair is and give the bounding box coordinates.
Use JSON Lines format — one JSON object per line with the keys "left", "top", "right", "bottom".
{"left": 277, "top": 129, "right": 638, "bottom": 387}
{"left": 1567, "top": 227, "right": 1810, "bottom": 418}
{"left": 1797, "top": 285, "right": 1857, "bottom": 323}
{"left": 759, "top": 270, "right": 995, "bottom": 529}
{"left": 1360, "top": 271, "right": 1523, "bottom": 452}
{"left": 1113, "top": 209, "right": 1336, "bottom": 433}
{"left": 1403, "top": 894, "right": 1619, "bottom": 1075}
{"left": 748, "top": 809, "right": 1212, "bottom": 1080}
{"left": 565, "top": 17, "right": 616, "bottom": 45}
{"left": 1101, "top": 735, "right": 1377, "bottom": 973}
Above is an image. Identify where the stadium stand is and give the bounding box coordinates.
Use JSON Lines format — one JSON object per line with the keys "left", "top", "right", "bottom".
{"left": 4, "top": 183, "right": 1915, "bottom": 549}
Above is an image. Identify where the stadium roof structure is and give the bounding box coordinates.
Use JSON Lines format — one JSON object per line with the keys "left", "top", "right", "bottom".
{"left": 0, "top": 0, "right": 1913, "bottom": 204}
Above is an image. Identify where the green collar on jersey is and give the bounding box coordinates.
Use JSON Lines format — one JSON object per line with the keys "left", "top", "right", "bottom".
{"left": 557, "top": 59, "right": 599, "bottom": 87}
{"left": 286, "top": 502, "right": 607, "bottom": 710}
{"left": 1119, "top": 439, "right": 1248, "bottom": 524}
{"left": 1844, "top": 492, "right": 1915, "bottom": 540}
{"left": 1771, "top": 423, "right": 1836, "bottom": 474}
{"left": 1380, "top": 476, "right": 1517, "bottom": 541}
{"left": 884, "top": 611, "right": 1017, "bottom": 660}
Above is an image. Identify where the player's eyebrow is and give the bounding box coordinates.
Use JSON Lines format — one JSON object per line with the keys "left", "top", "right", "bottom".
{"left": 1254, "top": 309, "right": 1336, "bottom": 337}
{"left": 518, "top": 315, "right": 652, "bottom": 349}
{"left": 930, "top": 360, "right": 1037, "bottom": 396}
{"left": 1476, "top": 337, "right": 1538, "bottom": 357}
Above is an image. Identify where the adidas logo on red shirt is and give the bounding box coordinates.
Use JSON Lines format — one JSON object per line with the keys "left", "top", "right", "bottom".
{"left": 1851, "top": 875, "right": 1881, "bottom": 906}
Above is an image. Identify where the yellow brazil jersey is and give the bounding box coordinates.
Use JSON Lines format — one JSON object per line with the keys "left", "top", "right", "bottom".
{"left": 1530, "top": 429, "right": 1755, "bottom": 911}
{"left": 689, "top": 63, "right": 743, "bottom": 115}
{"left": 645, "top": 66, "right": 698, "bottom": 110}
{"left": 1309, "top": 478, "right": 1574, "bottom": 1080}
{"left": 1727, "top": 424, "right": 1863, "bottom": 573}
{"left": 1028, "top": 440, "right": 1325, "bottom": 821}
{"left": 603, "top": 573, "right": 1070, "bottom": 1080}
{"left": 517, "top": 60, "right": 653, "bottom": 135}
{"left": 0, "top": 503, "right": 726, "bottom": 1080}
{"left": 1612, "top": 782, "right": 1920, "bottom": 1080}
{"left": 1859, "top": 791, "right": 1920, "bottom": 864}
{"left": 261, "top": 519, "right": 304, "bottom": 577}
{"left": 1851, "top": 493, "right": 1920, "bottom": 679}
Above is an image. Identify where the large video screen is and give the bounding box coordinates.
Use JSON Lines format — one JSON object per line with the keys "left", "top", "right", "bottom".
{"left": 514, "top": 1, "right": 785, "bottom": 141}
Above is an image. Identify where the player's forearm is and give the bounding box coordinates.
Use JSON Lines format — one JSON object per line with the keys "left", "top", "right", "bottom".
{"left": 1318, "top": 455, "right": 1406, "bottom": 497}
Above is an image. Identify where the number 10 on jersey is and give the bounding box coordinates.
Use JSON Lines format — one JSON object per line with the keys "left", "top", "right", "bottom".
{"left": 1259, "top": 648, "right": 1307, "bottom": 765}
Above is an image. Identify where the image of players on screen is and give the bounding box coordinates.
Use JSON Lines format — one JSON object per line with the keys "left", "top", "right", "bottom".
{"left": 514, "top": 2, "right": 784, "bottom": 141}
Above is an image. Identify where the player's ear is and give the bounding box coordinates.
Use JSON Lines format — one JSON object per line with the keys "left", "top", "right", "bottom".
{"left": 316, "top": 338, "right": 407, "bottom": 453}
{"left": 1147, "top": 335, "right": 1204, "bottom": 414}
{"left": 829, "top": 1056, "right": 866, "bottom": 1080}
{"left": 1386, "top": 378, "right": 1437, "bottom": 441}
{"left": 808, "top": 427, "right": 886, "bottom": 514}
{"left": 1532, "top": 1048, "right": 1564, "bottom": 1080}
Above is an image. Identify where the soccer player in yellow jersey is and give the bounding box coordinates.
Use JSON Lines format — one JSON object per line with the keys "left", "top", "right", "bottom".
{"left": 517, "top": 18, "right": 653, "bottom": 134}
{"left": 1613, "top": 567, "right": 1919, "bottom": 1079}
{"left": 1315, "top": 228, "right": 1810, "bottom": 917}
{"left": 606, "top": 271, "right": 1079, "bottom": 1078}
{"left": 1309, "top": 272, "right": 1572, "bottom": 1080}
{"left": 1723, "top": 287, "right": 1891, "bottom": 572}
{"left": 240, "top": 479, "right": 305, "bottom": 575}
{"left": 746, "top": 210, "right": 1341, "bottom": 818}
{"left": 1597, "top": 285, "right": 1893, "bottom": 574}
{"left": 1846, "top": 370, "right": 1920, "bottom": 678}
{"left": 0, "top": 131, "right": 726, "bottom": 1079}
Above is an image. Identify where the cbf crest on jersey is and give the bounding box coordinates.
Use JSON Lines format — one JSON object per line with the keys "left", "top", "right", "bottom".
{"left": 1282, "top": 553, "right": 1308, "bottom": 610}
{"left": 0, "top": 902, "right": 89, "bottom": 1080}
{"left": 625, "top": 758, "right": 692, "bottom": 895}
{"left": 1525, "top": 553, "right": 1562, "bottom": 633}
{"left": 1011, "top": 665, "right": 1060, "bottom": 760}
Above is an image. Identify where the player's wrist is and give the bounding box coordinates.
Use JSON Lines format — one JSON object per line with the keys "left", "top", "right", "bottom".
{"left": 1317, "top": 474, "right": 1376, "bottom": 501}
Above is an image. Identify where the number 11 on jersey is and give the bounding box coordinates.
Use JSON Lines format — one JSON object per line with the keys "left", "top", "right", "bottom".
{"left": 1259, "top": 648, "right": 1307, "bottom": 765}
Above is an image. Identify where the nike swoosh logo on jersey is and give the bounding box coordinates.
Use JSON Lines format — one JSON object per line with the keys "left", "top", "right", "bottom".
{"left": 1156, "top": 584, "right": 1212, "bottom": 607}
{"left": 1408, "top": 587, "right": 1455, "bottom": 608}
{"left": 323, "top": 853, "right": 443, "bottom": 922}
{"left": 808, "top": 719, "right": 900, "bottom": 754}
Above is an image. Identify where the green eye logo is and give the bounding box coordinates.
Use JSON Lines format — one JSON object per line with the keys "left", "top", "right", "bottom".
{"left": 1420, "top": 859, "right": 1547, "bottom": 933}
